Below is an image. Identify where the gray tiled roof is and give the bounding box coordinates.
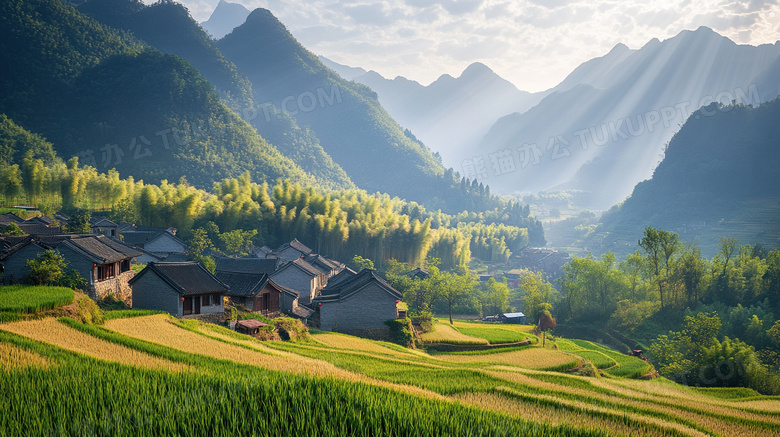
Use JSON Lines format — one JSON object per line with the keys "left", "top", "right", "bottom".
{"left": 276, "top": 238, "right": 312, "bottom": 255}
{"left": 130, "top": 262, "right": 229, "bottom": 296}
{"left": 323, "top": 267, "right": 356, "bottom": 289}
{"left": 100, "top": 235, "right": 142, "bottom": 258}
{"left": 17, "top": 222, "right": 61, "bottom": 235}
{"left": 215, "top": 257, "right": 278, "bottom": 274}
{"left": 216, "top": 271, "right": 268, "bottom": 298}
{"left": 61, "top": 236, "right": 134, "bottom": 264}
{"left": 0, "top": 213, "right": 24, "bottom": 225}
{"left": 315, "top": 269, "right": 401, "bottom": 301}
{"left": 118, "top": 231, "right": 159, "bottom": 247}
{"left": 404, "top": 267, "right": 430, "bottom": 279}
{"left": 292, "top": 305, "right": 314, "bottom": 318}
{"left": 303, "top": 254, "right": 339, "bottom": 274}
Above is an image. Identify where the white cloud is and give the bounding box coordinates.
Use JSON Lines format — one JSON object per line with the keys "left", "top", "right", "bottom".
{"left": 171, "top": 0, "right": 780, "bottom": 91}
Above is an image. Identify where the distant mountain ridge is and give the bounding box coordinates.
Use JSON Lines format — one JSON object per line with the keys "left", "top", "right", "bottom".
{"left": 320, "top": 58, "right": 548, "bottom": 170}
{"left": 477, "top": 26, "right": 780, "bottom": 209}
{"left": 201, "top": 0, "right": 251, "bottom": 40}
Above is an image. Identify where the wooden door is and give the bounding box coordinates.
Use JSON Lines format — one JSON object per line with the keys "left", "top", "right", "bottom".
{"left": 194, "top": 296, "right": 201, "bottom": 314}
{"left": 183, "top": 297, "right": 193, "bottom": 315}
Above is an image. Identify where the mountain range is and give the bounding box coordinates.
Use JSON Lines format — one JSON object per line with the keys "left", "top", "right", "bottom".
{"left": 320, "top": 58, "right": 549, "bottom": 172}
{"left": 478, "top": 27, "right": 780, "bottom": 209}
{"left": 320, "top": 27, "right": 780, "bottom": 211}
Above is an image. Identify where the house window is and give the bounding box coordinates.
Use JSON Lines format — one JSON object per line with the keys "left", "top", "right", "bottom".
{"left": 97, "top": 264, "right": 115, "bottom": 281}
{"left": 214, "top": 294, "right": 222, "bottom": 307}
{"left": 202, "top": 295, "right": 211, "bottom": 307}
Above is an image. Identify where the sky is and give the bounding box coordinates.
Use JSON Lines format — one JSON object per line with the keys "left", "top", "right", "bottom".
{"left": 171, "top": 0, "right": 780, "bottom": 92}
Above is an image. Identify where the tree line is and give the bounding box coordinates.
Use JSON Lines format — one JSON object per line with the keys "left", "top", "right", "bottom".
{"left": 553, "top": 226, "right": 780, "bottom": 393}
{"left": 1, "top": 157, "right": 541, "bottom": 270}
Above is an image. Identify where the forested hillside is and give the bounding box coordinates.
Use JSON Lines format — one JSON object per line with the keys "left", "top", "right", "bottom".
{"left": 77, "top": 0, "right": 253, "bottom": 108}
{"left": 0, "top": 0, "right": 316, "bottom": 188}
{"left": 74, "top": 0, "right": 354, "bottom": 190}
{"left": 597, "top": 98, "right": 780, "bottom": 257}
{"left": 217, "top": 9, "right": 447, "bottom": 202}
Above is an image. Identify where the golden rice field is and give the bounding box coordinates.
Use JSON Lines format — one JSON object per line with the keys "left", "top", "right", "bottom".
{"left": 313, "top": 332, "right": 420, "bottom": 358}
{"left": 435, "top": 347, "right": 579, "bottom": 369}
{"left": 0, "top": 318, "right": 189, "bottom": 372}
{"left": 451, "top": 391, "right": 659, "bottom": 437}
{"left": 105, "top": 315, "right": 443, "bottom": 400}
{"left": 0, "top": 342, "right": 49, "bottom": 369}
{"left": 106, "top": 315, "right": 339, "bottom": 375}
{"left": 3, "top": 312, "right": 780, "bottom": 437}
{"left": 420, "top": 322, "right": 489, "bottom": 344}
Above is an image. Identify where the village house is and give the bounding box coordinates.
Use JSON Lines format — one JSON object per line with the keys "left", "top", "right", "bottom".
{"left": 215, "top": 257, "right": 283, "bottom": 315}
{"left": 215, "top": 256, "right": 279, "bottom": 275}
{"left": 254, "top": 246, "right": 276, "bottom": 259}
{"left": 274, "top": 238, "right": 313, "bottom": 261}
{"left": 0, "top": 235, "right": 140, "bottom": 301}
{"left": 280, "top": 286, "right": 315, "bottom": 323}
{"left": 215, "top": 268, "right": 281, "bottom": 317}
{"left": 269, "top": 258, "right": 325, "bottom": 305}
{"left": 130, "top": 262, "right": 228, "bottom": 317}
{"left": 312, "top": 269, "right": 402, "bottom": 338}
{"left": 404, "top": 267, "right": 430, "bottom": 280}
{"left": 500, "top": 312, "right": 526, "bottom": 324}
{"left": 503, "top": 269, "right": 524, "bottom": 288}
{"left": 0, "top": 237, "right": 47, "bottom": 284}
{"left": 119, "top": 226, "right": 188, "bottom": 263}
{"left": 235, "top": 318, "right": 269, "bottom": 336}
{"left": 56, "top": 235, "right": 141, "bottom": 301}
{"left": 302, "top": 253, "right": 344, "bottom": 278}
{"left": 90, "top": 217, "right": 119, "bottom": 237}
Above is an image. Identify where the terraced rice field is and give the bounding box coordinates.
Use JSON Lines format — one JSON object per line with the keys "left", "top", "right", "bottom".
{"left": 0, "top": 341, "right": 49, "bottom": 369}
{"left": 420, "top": 322, "right": 489, "bottom": 344}
{"left": 435, "top": 347, "right": 579, "bottom": 370}
{"left": 0, "top": 318, "right": 189, "bottom": 371}
{"left": 451, "top": 320, "right": 538, "bottom": 344}
{"left": 2, "top": 313, "right": 779, "bottom": 436}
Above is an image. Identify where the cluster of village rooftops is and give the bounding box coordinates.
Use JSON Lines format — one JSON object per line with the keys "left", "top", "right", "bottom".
{"left": 0, "top": 212, "right": 403, "bottom": 336}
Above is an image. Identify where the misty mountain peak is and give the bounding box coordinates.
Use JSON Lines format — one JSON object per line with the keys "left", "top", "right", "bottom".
{"left": 460, "top": 62, "right": 494, "bottom": 77}
{"left": 201, "top": 0, "right": 251, "bottom": 39}
{"left": 608, "top": 42, "right": 630, "bottom": 55}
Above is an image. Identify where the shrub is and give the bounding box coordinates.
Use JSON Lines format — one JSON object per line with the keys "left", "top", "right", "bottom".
{"left": 76, "top": 297, "right": 103, "bottom": 325}
{"left": 410, "top": 310, "right": 433, "bottom": 333}
{"left": 273, "top": 317, "right": 310, "bottom": 342}
{"left": 386, "top": 318, "right": 416, "bottom": 348}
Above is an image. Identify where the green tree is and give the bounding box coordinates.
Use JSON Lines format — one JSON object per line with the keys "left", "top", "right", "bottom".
{"left": 518, "top": 271, "right": 556, "bottom": 323}
{"left": 64, "top": 209, "right": 91, "bottom": 234}
{"left": 25, "top": 250, "right": 66, "bottom": 285}
{"left": 639, "top": 227, "right": 680, "bottom": 309}
{"left": 650, "top": 312, "right": 722, "bottom": 384}
{"left": 677, "top": 245, "right": 706, "bottom": 305}
{"left": 218, "top": 229, "right": 258, "bottom": 255}
{"left": 480, "top": 277, "right": 510, "bottom": 316}
{"left": 188, "top": 227, "right": 214, "bottom": 259}
{"left": 426, "top": 267, "right": 475, "bottom": 325}
{"left": 538, "top": 309, "right": 557, "bottom": 347}
{"left": 2, "top": 222, "right": 26, "bottom": 236}
{"left": 351, "top": 255, "right": 375, "bottom": 271}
